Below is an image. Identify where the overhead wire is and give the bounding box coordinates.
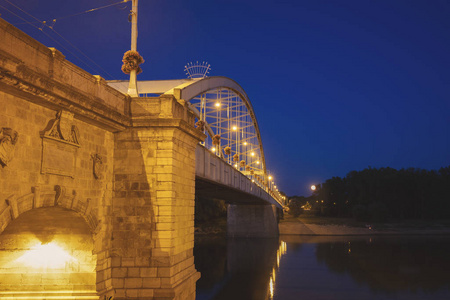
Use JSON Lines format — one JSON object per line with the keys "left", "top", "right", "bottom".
{"left": 0, "top": 3, "right": 99, "bottom": 75}
{"left": 10, "top": 0, "right": 130, "bottom": 26}
{"left": 0, "top": 0, "right": 132, "bottom": 90}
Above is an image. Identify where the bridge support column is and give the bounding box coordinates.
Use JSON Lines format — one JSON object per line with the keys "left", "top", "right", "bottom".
{"left": 98, "top": 96, "right": 205, "bottom": 299}
{"left": 227, "top": 204, "right": 279, "bottom": 238}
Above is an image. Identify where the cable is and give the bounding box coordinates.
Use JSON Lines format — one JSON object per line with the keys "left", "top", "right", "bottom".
{"left": 49, "top": 28, "right": 118, "bottom": 80}
{"left": 7, "top": 0, "right": 130, "bottom": 27}
{"left": 1, "top": 1, "right": 133, "bottom": 93}
{"left": 0, "top": 1, "right": 132, "bottom": 88}
{"left": 0, "top": 4, "right": 100, "bottom": 74}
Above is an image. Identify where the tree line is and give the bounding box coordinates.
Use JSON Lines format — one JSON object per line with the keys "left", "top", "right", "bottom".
{"left": 289, "top": 166, "right": 450, "bottom": 221}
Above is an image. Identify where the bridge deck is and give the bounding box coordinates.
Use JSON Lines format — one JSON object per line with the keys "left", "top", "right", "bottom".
{"left": 195, "top": 144, "right": 283, "bottom": 208}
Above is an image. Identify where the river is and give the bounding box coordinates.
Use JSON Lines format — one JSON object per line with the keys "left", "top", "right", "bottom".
{"left": 195, "top": 235, "right": 450, "bottom": 300}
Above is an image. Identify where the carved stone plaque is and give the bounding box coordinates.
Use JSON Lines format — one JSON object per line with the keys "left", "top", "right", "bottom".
{"left": 40, "top": 110, "right": 80, "bottom": 178}
{"left": 41, "top": 137, "right": 78, "bottom": 177}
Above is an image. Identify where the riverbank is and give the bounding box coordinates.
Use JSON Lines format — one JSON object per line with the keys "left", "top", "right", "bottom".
{"left": 280, "top": 214, "right": 450, "bottom": 235}
{"left": 194, "top": 215, "right": 450, "bottom": 236}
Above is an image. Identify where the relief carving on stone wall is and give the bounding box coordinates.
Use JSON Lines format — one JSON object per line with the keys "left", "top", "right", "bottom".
{"left": 91, "top": 153, "right": 104, "bottom": 179}
{"left": 40, "top": 110, "right": 80, "bottom": 177}
{"left": 42, "top": 110, "right": 80, "bottom": 145}
{"left": 0, "top": 127, "right": 19, "bottom": 167}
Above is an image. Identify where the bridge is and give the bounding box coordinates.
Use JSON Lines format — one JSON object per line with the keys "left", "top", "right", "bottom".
{"left": 0, "top": 18, "right": 284, "bottom": 300}
{"left": 108, "top": 77, "right": 285, "bottom": 238}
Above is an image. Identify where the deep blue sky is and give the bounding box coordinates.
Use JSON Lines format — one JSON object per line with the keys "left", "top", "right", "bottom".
{"left": 2, "top": 0, "right": 449, "bottom": 196}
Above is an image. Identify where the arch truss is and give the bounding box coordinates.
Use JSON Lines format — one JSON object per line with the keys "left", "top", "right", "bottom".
{"left": 107, "top": 77, "right": 284, "bottom": 202}
{"left": 190, "top": 88, "right": 267, "bottom": 186}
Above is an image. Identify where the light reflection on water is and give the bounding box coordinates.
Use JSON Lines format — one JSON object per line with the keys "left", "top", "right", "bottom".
{"left": 195, "top": 235, "right": 450, "bottom": 300}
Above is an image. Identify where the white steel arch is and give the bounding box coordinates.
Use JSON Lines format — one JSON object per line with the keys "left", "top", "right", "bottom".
{"left": 165, "top": 77, "right": 269, "bottom": 189}
{"left": 107, "top": 77, "right": 281, "bottom": 198}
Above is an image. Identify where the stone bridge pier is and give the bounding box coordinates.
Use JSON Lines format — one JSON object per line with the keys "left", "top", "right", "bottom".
{"left": 227, "top": 204, "right": 279, "bottom": 238}
{"left": 101, "top": 96, "right": 205, "bottom": 299}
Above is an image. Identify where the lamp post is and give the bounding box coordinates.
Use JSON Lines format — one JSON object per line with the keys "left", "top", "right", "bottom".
{"left": 127, "top": 0, "right": 139, "bottom": 97}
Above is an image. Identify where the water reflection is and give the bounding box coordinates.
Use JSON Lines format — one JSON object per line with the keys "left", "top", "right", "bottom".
{"left": 315, "top": 236, "right": 450, "bottom": 293}
{"left": 195, "top": 235, "right": 450, "bottom": 300}
{"left": 195, "top": 237, "right": 287, "bottom": 300}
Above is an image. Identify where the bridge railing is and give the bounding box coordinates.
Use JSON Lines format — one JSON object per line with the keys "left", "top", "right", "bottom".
{"left": 195, "top": 144, "right": 284, "bottom": 208}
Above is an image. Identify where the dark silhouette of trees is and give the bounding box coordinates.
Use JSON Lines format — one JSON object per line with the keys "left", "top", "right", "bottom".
{"left": 310, "top": 166, "right": 450, "bottom": 220}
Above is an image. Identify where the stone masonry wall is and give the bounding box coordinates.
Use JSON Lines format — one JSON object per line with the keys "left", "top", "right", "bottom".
{"left": 0, "top": 17, "right": 204, "bottom": 299}
{"left": 0, "top": 90, "right": 114, "bottom": 228}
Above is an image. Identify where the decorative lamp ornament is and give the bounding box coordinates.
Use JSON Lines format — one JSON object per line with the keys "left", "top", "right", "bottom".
{"left": 121, "top": 50, "right": 144, "bottom": 74}
{"left": 233, "top": 154, "right": 239, "bottom": 162}
{"left": 212, "top": 134, "right": 221, "bottom": 145}
{"left": 195, "top": 120, "right": 205, "bottom": 131}
{"left": 224, "top": 146, "right": 231, "bottom": 155}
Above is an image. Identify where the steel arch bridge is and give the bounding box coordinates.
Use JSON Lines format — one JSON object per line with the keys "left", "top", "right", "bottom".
{"left": 108, "top": 77, "right": 284, "bottom": 204}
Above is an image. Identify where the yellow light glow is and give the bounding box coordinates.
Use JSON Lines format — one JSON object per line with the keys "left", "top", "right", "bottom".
{"left": 251, "top": 152, "right": 255, "bottom": 156}
{"left": 243, "top": 142, "right": 248, "bottom": 146}
{"left": 234, "top": 164, "right": 238, "bottom": 168}
{"left": 269, "top": 276, "right": 274, "bottom": 299}
{"left": 311, "top": 185, "right": 316, "bottom": 191}
{"left": 256, "top": 161, "right": 260, "bottom": 164}
{"left": 276, "top": 250, "right": 280, "bottom": 267}
{"left": 268, "top": 176, "right": 272, "bottom": 180}
{"left": 215, "top": 102, "right": 220, "bottom": 107}
{"left": 252, "top": 179, "right": 255, "bottom": 182}
{"left": 211, "top": 147, "right": 216, "bottom": 152}
{"left": 16, "top": 242, "right": 76, "bottom": 269}
{"left": 232, "top": 126, "right": 237, "bottom": 131}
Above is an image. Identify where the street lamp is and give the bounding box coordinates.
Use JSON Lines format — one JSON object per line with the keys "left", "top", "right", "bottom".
{"left": 311, "top": 185, "right": 316, "bottom": 191}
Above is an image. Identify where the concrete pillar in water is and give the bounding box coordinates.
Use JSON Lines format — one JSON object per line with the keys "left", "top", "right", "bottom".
{"left": 227, "top": 204, "right": 279, "bottom": 238}
{"left": 99, "top": 95, "right": 205, "bottom": 299}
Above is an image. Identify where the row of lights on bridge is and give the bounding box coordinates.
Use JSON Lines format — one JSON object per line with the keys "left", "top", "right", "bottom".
{"left": 207, "top": 101, "right": 285, "bottom": 203}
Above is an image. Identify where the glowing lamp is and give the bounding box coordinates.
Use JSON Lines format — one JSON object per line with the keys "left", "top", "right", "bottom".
{"left": 16, "top": 242, "right": 76, "bottom": 269}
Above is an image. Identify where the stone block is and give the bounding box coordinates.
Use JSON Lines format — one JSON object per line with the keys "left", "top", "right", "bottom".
{"left": 112, "top": 278, "right": 124, "bottom": 288}
{"left": 128, "top": 267, "right": 140, "bottom": 277}
{"left": 112, "top": 267, "right": 127, "bottom": 278}
{"left": 137, "top": 267, "right": 156, "bottom": 278}
{"left": 124, "top": 278, "right": 142, "bottom": 288}
{"left": 142, "top": 277, "right": 161, "bottom": 288}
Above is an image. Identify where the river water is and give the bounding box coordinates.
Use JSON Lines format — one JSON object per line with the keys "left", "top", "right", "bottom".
{"left": 194, "top": 235, "right": 450, "bottom": 300}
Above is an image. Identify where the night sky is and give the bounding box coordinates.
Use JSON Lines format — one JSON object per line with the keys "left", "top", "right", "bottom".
{"left": 1, "top": 0, "right": 449, "bottom": 197}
